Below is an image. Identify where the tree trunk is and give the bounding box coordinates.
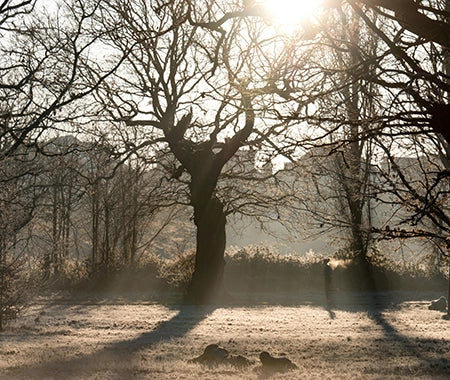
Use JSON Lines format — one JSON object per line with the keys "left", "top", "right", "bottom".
{"left": 0, "top": 240, "right": 5, "bottom": 331}
{"left": 103, "top": 200, "right": 110, "bottom": 273}
{"left": 447, "top": 263, "right": 450, "bottom": 317}
{"left": 51, "top": 185, "right": 59, "bottom": 277}
{"left": 91, "top": 187, "right": 99, "bottom": 275}
{"left": 186, "top": 196, "right": 227, "bottom": 304}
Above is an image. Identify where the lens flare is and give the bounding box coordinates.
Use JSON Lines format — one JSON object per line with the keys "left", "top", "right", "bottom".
{"left": 263, "top": 0, "right": 320, "bottom": 25}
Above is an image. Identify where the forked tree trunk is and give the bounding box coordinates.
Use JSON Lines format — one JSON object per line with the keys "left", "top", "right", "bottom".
{"left": 164, "top": 95, "right": 254, "bottom": 304}
{"left": 186, "top": 196, "right": 227, "bottom": 304}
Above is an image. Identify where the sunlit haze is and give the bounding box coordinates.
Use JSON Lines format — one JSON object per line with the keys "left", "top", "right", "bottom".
{"left": 264, "top": 0, "right": 321, "bottom": 24}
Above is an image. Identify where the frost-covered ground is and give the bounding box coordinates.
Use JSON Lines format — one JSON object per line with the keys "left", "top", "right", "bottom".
{"left": 1, "top": 291, "right": 449, "bottom": 379}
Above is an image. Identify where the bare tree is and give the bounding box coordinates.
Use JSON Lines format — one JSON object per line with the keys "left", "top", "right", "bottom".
{"left": 92, "top": 0, "right": 307, "bottom": 302}
{"left": 356, "top": 0, "right": 450, "bottom": 49}
{"left": 0, "top": 0, "right": 131, "bottom": 259}
{"left": 0, "top": 0, "right": 171, "bottom": 293}
{"left": 317, "top": 10, "right": 378, "bottom": 263}
{"left": 0, "top": 147, "right": 41, "bottom": 329}
{"left": 0, "top": 0, "right": 130, "bottom": 157}
{"left": 319, "top": 1, "right": 450, "bottom": 142}
{"left": 66, "top": 134, "right": 175, "bottom": 277}
{"left": 352, "top": 1, "right": 449, "bottom": 141}
{"left": 34, "top": 136, "right": 85, "bottom": 278}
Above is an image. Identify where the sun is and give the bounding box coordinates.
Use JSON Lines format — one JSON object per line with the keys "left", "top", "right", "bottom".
{"left": 263, "top": 0, "right": 320, "bottom": 25}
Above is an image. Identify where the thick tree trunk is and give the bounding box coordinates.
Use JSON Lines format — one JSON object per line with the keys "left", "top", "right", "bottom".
{"left": 163, "top": 94, "right": 254, "bottom": 304}
{"left": 185, "top": 196, "right": 227, "bottom": 304}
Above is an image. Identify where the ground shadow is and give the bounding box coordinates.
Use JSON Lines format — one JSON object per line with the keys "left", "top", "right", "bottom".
{"left": 325, "top": 305, "right": 336, "bottom": 319}
{"left": 366, "top": 308, "right": 450, "bottom": 377}
{"left": 303, "top": 288, "right": 449, "bottom": 377}
{"left": 5, "top": 303, "right": 215, "bottom": 379}
{"left": 114, "top": 304, "right": 216, "bottom": 349}
{"left": 324, "top": 290, "right": 450, "bottom": 377}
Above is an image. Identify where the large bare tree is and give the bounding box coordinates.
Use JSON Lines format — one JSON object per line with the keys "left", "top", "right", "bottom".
{"left": 94, "top": 0, "right": 304, "bottom": 302}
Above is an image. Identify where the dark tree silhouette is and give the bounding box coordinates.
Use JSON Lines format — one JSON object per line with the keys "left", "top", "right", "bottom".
{"left": 96, "top": 0, "right": 300, "bottom": 303}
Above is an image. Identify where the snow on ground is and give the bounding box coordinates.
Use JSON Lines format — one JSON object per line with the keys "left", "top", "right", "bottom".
{"left": 1, "top": 291, "right": 449, "bottom": 379}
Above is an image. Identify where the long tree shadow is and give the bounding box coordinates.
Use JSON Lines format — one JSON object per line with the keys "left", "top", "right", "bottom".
{"left": 366, "top": 307, "right": 450, "bottom": 377}
{"left": 6, "top": 304, "right": 216, "bottom": 379}
{"left": 112, "top": 304, "right": 216, "bottom": 350}
{"left": 325, "top": 290, "right": 450, "bottom": 377}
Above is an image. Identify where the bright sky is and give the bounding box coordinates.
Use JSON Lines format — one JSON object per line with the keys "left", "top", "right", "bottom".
{"left": 263, "top": 0, "right": 321, "bottom": 25}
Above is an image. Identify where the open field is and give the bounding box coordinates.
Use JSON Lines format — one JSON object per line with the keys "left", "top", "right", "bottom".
{"left": 1, "top": 291, "right": 449, "bottom": 379}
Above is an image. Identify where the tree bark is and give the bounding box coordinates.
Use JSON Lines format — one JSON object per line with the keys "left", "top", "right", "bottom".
{"left": 186, "top": 195, "right": 227, "bottom": 304}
